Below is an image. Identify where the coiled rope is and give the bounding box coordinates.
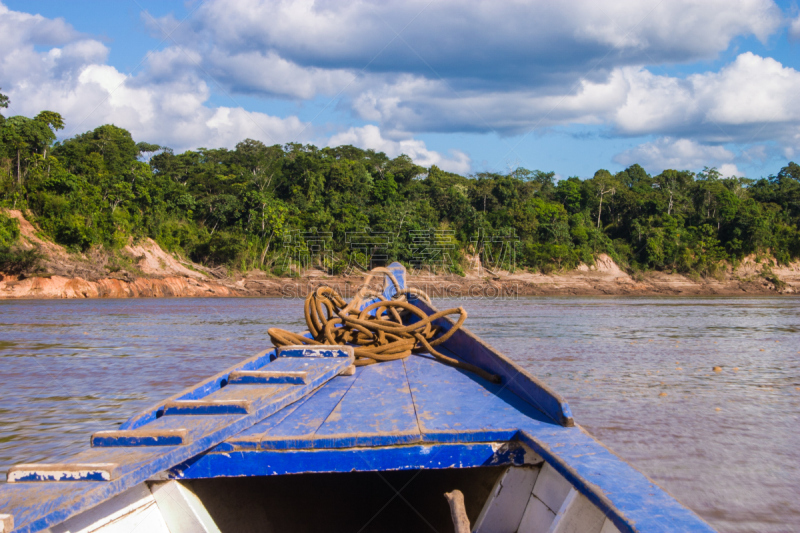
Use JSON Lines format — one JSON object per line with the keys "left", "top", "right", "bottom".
{"left": 268, "top": 267, "right": 501, "bottom": 383}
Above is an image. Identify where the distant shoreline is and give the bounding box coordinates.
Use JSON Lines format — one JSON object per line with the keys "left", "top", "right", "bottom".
{"left": 1, "top": 268, "right": 796, "bottom": 299}
{"left": 2, "top": 210, "right": 798, "bottom": 299}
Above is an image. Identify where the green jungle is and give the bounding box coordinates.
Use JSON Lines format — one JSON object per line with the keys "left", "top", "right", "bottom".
{"left": 1, "top": 91, "right": 799, "bottom": 279}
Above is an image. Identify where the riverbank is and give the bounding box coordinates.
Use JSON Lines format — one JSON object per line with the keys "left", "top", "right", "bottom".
{"left": 1, "top": 209, "right": 798, "bottom": 299}
{"left": 3, "top": 258, "right": 797, "bottom": 299}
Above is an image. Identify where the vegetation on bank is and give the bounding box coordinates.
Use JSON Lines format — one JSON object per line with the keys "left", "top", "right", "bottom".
{"left": 1, "top": 91, "right": 799, "bottom": 278}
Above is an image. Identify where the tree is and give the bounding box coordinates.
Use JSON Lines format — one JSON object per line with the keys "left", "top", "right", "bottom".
{"left": 0, "top": 88, "right": 8, "bottom": 119}
{"left": 555, "top": 177, "right": 582, "bottom": 214}
{"left": 0, "top": 117, "right": 26, "bottom": 183}
{"left": 591, "top": 170, "right": 617, "bottom": 228}
{"left": 654, "top": 169, "right": 693, "bottom": 216}
{"left": 0, "top": 112, "right": 63, "bottom": 184}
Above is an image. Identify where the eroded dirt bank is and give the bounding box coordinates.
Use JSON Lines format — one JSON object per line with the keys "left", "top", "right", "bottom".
{"left": 1, "top": 210, "right": 798, "bottom": 299}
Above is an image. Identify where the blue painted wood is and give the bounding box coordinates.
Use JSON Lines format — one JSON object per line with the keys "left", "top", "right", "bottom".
{"left": 412, "top": 297, "right": 574, "bottom": 427}
{"left": 312, "top": 359, "right": 421, "bottom": 448}
{"left": 0, "top": 353, "right": 353, "bottom": 533}
{"left": 164, "top": 400, "right": 251, "bottom": 415}
{"left": 227, "top": 370, "right": 306, "bottom": 385}
{"left": 257, "top": 369, "right": 358, "bottom": 450}
{"left": 403, "top": 355, "right": 551, "bottom": 443}
{"left": 91, "top": 429, "right": 189, "bottom": 447}
{"left": 213, "top": 390, "right": 319, "bottom": 452}
{"left": 170, "top": 442, "right": 527, "bottom": 479}
{"left": 358, "top": 262, "right": 407, "bottom": 313}
{"left": 7, "top": 464, "right": 119, "bottom": 483}
{"left": 277, "top": 346, "right": 352, "bottom": 358}
{"left": 383, "top": 262, "right": 405, "bottom": 300}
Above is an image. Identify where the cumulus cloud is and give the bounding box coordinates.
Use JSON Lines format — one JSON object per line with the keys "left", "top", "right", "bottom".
{"left": 0, "top": 2, "right": 472, "bottom": 170}
{"left": 717, "top": 163, "right": 743, "bottom": 177}
{"left": 347, "top": 51, "right": 800, "bottom": 162}
{"left": 148, "top": 0, "right": 781, "bottom": 95}
{"left": 327, "top": 125, "right": 471, "bottom": 174}
{"left": 0, "top": 2, "right": 311, "bottom": 152}
{"left": 613, "top": 53, "right": 800, "bottom": 139}
{"left": 613, "top": 137, "right": 741, "bottom": 175}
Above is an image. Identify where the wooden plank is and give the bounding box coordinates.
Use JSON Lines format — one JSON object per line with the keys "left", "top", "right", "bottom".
{"left": 164, "top": 400, "right": 252, "bottom": 415}
{"left": 169, "top": 442, "right": 523, "bottom": 479}
{"left": 91, "top": 429, "right": 190, "bottom": 447}
{"left": 276, "top": 345, "right": 353, "bottom": 358}
{"left": 472, "top": 466, "right": 539, "bottom": 533}
{"left": 150, "top": 481, "right": 221, "bottom": 533}
{"left": 0, "top": 515, "right": 11, "bottom": 533}
{"left": 518, "top": 494, "right": 556, "bottom": 533}
{"left": 7, "top": 464, "right": 119, "bottom": 483}
{"left": 549, "top": 489, "right": 607, "bottom": 533}
{"left": 258, "top": 369, "right": 358, "bottom": 450}
{"left": 403, "top": 354, "right": 550, "bottom": 443}
{"left": 312, "top": 359, "right": 421, "bottom": 448}
{"left": 412, "top": 298, "right": 574, "bottom": 427}
{"left": 533, "top": 462, "right": 574, "bottom": 513}
{"left": 227, "top": 370, "right": 307, "bottom": 385}
{"left": 49, "top": 483, "right": 169, "bottom": 533}
{"left": 548, "top": 489, "right": 579, "bottom": 532}
{"left": 0, "top": 353, "right": 353, "bottom": 533}
{"left": 215, "top": 392, "right": 318, "bottom": 452}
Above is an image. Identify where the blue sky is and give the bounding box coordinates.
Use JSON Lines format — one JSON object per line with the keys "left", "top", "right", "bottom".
{"left": 2, "top": 1, "right": 800, "bottom": 179}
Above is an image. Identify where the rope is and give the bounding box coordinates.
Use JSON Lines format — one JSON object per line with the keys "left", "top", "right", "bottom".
{"left": 267, "top": 267, "right": 501, "bottom": 383}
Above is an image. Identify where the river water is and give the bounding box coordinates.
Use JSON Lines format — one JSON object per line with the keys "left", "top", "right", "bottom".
{"left": 0, "top": 297, "right": 798, "bottom": 532}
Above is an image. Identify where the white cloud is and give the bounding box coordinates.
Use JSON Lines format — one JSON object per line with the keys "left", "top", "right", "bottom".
{"left": 0, "top": 3, "right": 83, "bottom": 49}
{"left": 349, "top": 51, "right": 800, "bottom": 157}
{"left": 0, "top": 2, "right": 311, "bottom": 152}
{"left": 153, "top": 0, "right": 781, "bottom": 94}
{"left": 328, "top": 125, "right": 471, "bottom": 174}
{"left": 790, "top": 14, "right": 800, "bottom": 41}
{"left": 613, "top": 137, "right": 737, "bottom": 174}
{"left": 614, "top": 53, "right": 800, "bottom": 137}
{"left": 718, "top": 163, "right": 743, "bottom": 177}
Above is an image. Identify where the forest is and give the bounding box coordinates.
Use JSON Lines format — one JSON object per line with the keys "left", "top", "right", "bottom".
{"left": 1, "top": 91, "right": 799, "bottom": 278}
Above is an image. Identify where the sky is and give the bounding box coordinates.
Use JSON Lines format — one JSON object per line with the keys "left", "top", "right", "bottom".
{"left": 1, "top": 1, "right": 800, "bottom": 179}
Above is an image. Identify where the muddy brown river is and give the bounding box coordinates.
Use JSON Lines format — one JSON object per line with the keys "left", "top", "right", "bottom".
{"left": 0, "top": 297, "right": 798, "bottom": 532}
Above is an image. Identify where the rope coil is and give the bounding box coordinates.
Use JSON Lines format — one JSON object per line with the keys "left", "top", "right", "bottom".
{"left": 268, "top": 267, "right": 501, "bottom": 383}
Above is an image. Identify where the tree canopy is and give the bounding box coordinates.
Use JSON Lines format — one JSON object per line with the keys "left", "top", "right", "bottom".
{"left": 1, "top": 96, "right": 799, "bottom": 277}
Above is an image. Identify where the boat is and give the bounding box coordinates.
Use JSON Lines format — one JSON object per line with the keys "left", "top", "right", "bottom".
{"left": 0, "top": 263, "right": 715, "bottom": 533}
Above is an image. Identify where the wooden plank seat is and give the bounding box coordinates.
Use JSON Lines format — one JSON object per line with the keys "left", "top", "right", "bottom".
{"left": 6, "top": 464, "right": 120, "bottom": 483}
{"left": 227, "top": 370, "right": 307, "bottom": 385}
{"left": 163, "top": 399, "right": 253, "bottom": 415}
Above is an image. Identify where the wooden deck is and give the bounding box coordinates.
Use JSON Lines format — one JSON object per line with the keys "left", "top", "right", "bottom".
{"left": 171, "top": 353, "right": 714, "bottom": 533}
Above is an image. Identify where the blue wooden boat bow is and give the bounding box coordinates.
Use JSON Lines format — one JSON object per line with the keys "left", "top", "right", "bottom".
{"left": 0, "top": 262, "right": 716, "bottom": 533}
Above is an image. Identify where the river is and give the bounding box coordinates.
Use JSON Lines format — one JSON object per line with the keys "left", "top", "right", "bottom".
{"left": 0, "top": 297, "right": 798, "bottom": 532}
